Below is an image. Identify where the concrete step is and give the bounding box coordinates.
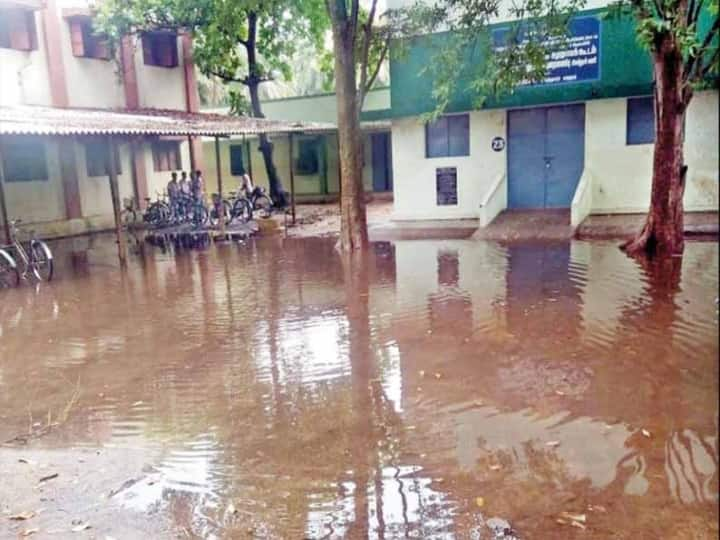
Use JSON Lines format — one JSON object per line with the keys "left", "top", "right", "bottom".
{"left": 472, "top": 209, "right": 573, "bottom": 241}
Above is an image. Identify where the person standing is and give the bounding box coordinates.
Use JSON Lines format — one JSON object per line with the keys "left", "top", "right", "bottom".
{"left": 192, "top": 170, "right": 204, "bottom": 201}
{"left": 179, "top": 171, "right": 191, "bottom": 197}
{"left": 167, "top": 172, "right": 179, "bottom": 204}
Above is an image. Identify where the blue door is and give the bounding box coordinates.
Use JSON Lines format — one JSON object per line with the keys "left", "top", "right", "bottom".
{"left": 507, "top": 104, "right": 585, "bottom": 209}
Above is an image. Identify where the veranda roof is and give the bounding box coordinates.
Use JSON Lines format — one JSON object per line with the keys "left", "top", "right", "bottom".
{"left": 0, "top": 106, "right": 337, "bottom": 138}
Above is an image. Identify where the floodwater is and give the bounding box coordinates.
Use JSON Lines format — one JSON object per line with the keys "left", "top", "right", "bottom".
{"left": 0, "top": 234, "right": 717, "bottom": 539}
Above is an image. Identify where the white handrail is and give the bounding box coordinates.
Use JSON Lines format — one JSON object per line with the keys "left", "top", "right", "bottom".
{"left": 479, "top": 172, "right": 506, "bottom": 227}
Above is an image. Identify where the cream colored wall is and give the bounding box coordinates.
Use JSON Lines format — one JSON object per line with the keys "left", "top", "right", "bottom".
{"left": 585, "top": 90, "right": 719, "bottom": 213}
{"left": 3, "top": 139, "right": 66, "bottom": 223}
{"left": 391, "top": 110, "right": 506, "bottom": 220}
{"left": 56, "top": 12, "right": 126, "bottom": 108}
{"left": 134, "top": 37, "right": 187, "bottom": 110}
{"left": 73, "top": 140, "right": 135, "bottom": 217}
{"left": 0, "top": 12, "right": 52, "bottom": 106}
{"left": 141, "top": 140, "right": 192, "bottom": 200}
{"left": 201, "top": 132, "right": 375, "bottom": 198}
{"left": 257, "top": 87, "right": 391, "bottom": 124}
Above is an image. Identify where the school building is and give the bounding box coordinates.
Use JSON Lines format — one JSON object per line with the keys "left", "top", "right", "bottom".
{"left": 382, "top": 2, "right": 718, "bottom": 226}
{"left": 201, "top": 87, "right": 394, "bottom": 201}
{"left": 0, "top": 0, "right": 203, "bottom": 236}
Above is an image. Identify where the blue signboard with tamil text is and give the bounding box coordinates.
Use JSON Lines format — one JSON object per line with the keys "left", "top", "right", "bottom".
{"left": 492, "top": 16, "right": 600, "bottom": 86}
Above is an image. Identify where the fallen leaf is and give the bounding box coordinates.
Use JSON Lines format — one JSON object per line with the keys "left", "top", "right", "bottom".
{"left": 71, "top": 522, "right": 91, "bottom": 532}
{"left": 38, "top": 473, "right": 58, "bottom": 483}
{"left": 131, "top": 401, "right": 143, "bottom": 406}
{"left": 419, "top": 370, "right": 425, "bottom": 378}
{"left": 475, "top": 497, "right": 485, "bottom": 508}
{"left": 556, "top": 519, "right": 568, "bottom": 525}
{"left": 18, "top": 458, "right": 32, "bottom": 465}
{"left": 555, "top": 390, "right": 566, "bottom": 396}
{"left": 434, "top": 373, "right": 442, "bottom": 379}
{"left": 591, "top": 504, "right": 607, "bottom": 513}
{"left": 570, "top": 521, "right": 586, "bottom": 530}
{"left": 489, "top": 465, "right": 502, "bottom": 471}
{"left": 641, "top": 429, "right": 651, "bottom": 438}
{"left": 20, "top": 528, "right": 39, "bottom": 537}
{"left": 9, "top": 511, "right": 36, "bottom": 521}
{"left": 546, "top": 441, "right": 561, "bottom": 448}
{"left": 227, "top": 503, "right": 237, "bottom": 515}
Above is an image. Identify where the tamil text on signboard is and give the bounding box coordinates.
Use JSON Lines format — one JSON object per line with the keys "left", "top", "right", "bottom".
{"left": 492, "top": 16, "right": 600, "bottom": 86}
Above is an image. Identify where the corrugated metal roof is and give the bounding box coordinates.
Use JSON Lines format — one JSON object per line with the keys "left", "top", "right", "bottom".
{"left": 0, "top": 106, "right": 337, "bottom": 137}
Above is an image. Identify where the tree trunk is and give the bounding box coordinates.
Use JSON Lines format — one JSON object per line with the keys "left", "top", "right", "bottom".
{"left": 330, "top": 15, "right": 369, "bottom": 252}
{"left": 623, "top": 35, "right": 687, "bottom": 257}
{"left": 246, "top": 12, "right": 287, "bottom": 208}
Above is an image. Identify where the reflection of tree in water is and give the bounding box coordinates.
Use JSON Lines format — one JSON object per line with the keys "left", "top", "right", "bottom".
{"left": 603, "top": 256, "right": 718, "bottom": 529}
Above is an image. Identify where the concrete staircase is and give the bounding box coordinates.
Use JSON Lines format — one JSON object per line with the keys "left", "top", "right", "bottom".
{"left": 472, "top": 209, "right": 574, "bottom": 241}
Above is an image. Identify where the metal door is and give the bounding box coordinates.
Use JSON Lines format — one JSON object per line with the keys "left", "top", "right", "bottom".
{"left": 507, "top": 104, "right": 585, "bottom": 208}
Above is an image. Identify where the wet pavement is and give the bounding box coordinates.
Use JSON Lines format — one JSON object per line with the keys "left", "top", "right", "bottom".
{"left": 0, "top": 234, "right": 717, "bottom": 539}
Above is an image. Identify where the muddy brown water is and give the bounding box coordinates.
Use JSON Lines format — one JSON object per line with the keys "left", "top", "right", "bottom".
{"left": 0, "top": 234, "right": 717, "bottom": 539}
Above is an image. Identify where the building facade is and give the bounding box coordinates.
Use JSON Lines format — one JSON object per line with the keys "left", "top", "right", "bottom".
{"left": 0, "top": 0, "right": 201, "bottom": 236}
{"left": 382, "top": 4, "right": 718, "bottom": 225}
{"left": 201, "top": 88, "right": 394, "bottom": 201}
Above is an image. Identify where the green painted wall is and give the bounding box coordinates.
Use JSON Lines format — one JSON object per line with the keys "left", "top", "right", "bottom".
{"left": 387, "top": 8, "right": 712, "bottom": 117}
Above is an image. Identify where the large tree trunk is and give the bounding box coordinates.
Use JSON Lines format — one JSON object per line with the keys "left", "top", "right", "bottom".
{"left": 329, "top": 11, "right": 369, "bottom": 252}
{"left": 246, "top": 12, "right": 287, "bottom": 208}
{"left": 623, "top": 35, "right": 687, "bottom": 257}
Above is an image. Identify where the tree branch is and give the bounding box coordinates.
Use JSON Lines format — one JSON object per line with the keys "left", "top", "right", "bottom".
{"left": 358, "top": 0, "right": 380, "bottom": 109}
{"left": 206, "top": 68, "right": 245, "bottom": 84}
{"left": 364, "top": 40, "right": 389, "bottom": 95}
{"left": 684, "top": 15, "right": 720, "bottom": 82}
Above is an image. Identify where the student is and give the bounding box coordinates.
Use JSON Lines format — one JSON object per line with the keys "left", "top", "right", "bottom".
{"left": 167, "top": 172, "right": 179, "bottom": 202}
{"left": 192, "top": 170, "right": 204, "bottom": 200}
{"left": 179, "top": 171, "right": 191, "bottom": 196}
{"left": 241, "top": 173, "right": 255, "bottom": 196}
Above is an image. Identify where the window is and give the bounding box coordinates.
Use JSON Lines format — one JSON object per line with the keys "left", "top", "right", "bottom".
{"left": 295, "top": 139, "right": 319, "bottom": 175}
{"left": 1, "top": 137, "right": 48, "bottom": 182}
{"left": 627, "top": 97, "right": 655, "bottom": 145}
{"left": 85, "top": 141, "right": 121, "bottom": 177}
{"left": 142, "top": 32, "right": 178, "bottom": 68}
{"left": 426, "top": 114, "right": 470, "bottom": 158}
{"left": 69, "top": 18, "right": 110, "bottom": 60}
{"left": 229, "top": 144, "right": 246, "bottom": 176}
{"left": 152, "top": 141, "right": 182, "bottom": 171}
{"left": 0, "top": 8, "right": 37, "bottom": 51}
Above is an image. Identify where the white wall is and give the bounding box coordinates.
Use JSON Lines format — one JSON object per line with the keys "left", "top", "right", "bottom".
{"left": 3, "top": 139, "right": 66, "bottom": 223}
{"left": 134, "top": 37, "right": 187, "bottom": 110}
{"left": 74, "top": 140, "right": 135, "bottom": 217}
{"left": 585, "top": 90, "right": 719, "bottom": 213}
{"left": 0, "top": 11, "right": 52, "bottom": 106}
{"left": 391, "top": 109, "right": 506, "bottom": 220}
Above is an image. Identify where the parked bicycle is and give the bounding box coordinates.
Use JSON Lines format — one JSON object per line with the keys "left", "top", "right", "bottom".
{"left": 143, "top": 192, "right": 172, "bottom": 227}
{"left": 245, "top": 186, "right": 273, "bottom": 218}
{"left": 1, "top": 219, "right": 54, "bottom": 283}
{"left": 209, "top": 191, "right": 253, "bottom": 227}
{"left": 0, "top": 244, "right": 19, "bottom": 288}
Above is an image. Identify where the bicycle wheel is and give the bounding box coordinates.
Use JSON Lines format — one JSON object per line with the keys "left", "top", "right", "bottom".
{"left": 210, "top": 200, "right": 232, "bottom": 227}
{"left": 0, "top": 248, "right": 20, "bottom": 288}
{"left": 254, "top": 195, "right": 273, "bottom": 219}
{"left": 30, "top": 240, "right": 54, "bottom": 282}
{"left": 232, "top": 198, "right": 253, "bottom": 223}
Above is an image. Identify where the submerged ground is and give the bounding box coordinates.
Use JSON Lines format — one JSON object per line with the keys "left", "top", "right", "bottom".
{"left": 0, "top": 233, "right": 717, "bottom": 539}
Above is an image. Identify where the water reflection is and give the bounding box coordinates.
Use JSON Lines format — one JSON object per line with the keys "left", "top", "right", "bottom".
{"left": 0, "top": 235, "right": 717, "bottom": 538}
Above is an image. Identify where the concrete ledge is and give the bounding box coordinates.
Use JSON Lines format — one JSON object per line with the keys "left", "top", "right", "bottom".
{"left": 370, "top": 219, "right": 478, "bottom": 240}
{"left": 576, "top": 211, "right": 719, "bottom": 239}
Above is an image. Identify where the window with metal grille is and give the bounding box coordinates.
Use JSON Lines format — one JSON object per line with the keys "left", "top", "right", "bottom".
{"left": 85, "top": 140, "right": 122, "bottom": 177}
{"left": 152, "top": 141, "right": 182, "bottom": 171}
{"left": 426, "top": 114, "right": 470, "bottom": 158}
{"left": 69, "top": 18, "right": 110, "bottom": 60}
{"left": 0, "top": 8, "right": 37, "bottom": 51}
{"left": 229, "top": 144, "right": 246, "bottom": 176}
{"left": 627, "top": 97, "right": 655, "bottom": 145}
{"left": 1, "top": 137, "right": 48, "bottom": 182}
{"left": 142, "top": 32, "right": 178, "bottom": 68}
{"left": 295, "top": 139, "right": 320, "bottom": 175}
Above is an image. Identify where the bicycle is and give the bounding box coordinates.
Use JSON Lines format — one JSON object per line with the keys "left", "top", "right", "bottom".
{"left": 209, "top": 191, "right": 253, "bottom": 227}
{"left": 143, "top": 192, "right": 172, "bottom": 228}
{"left": 244, "top": 186, "right": 273, "bottom": 219}
{"left": 0, "top": 245, "right": 20, "bottom": 288}
{"left": 2, "top": 219, "right": 54, "bottom": 282}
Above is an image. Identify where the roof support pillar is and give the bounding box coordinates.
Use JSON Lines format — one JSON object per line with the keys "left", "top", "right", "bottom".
{"left": 107, "top": 135, "right": 127, "bottom": 267}
{"left": 0, "top": 143, "right": 10, "bottom": 244}
{"left": 288, "top": 132, "right": 296, "bottom": 225}
{"left": 214, "top": 136, "right": 225, "bottom": 235}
